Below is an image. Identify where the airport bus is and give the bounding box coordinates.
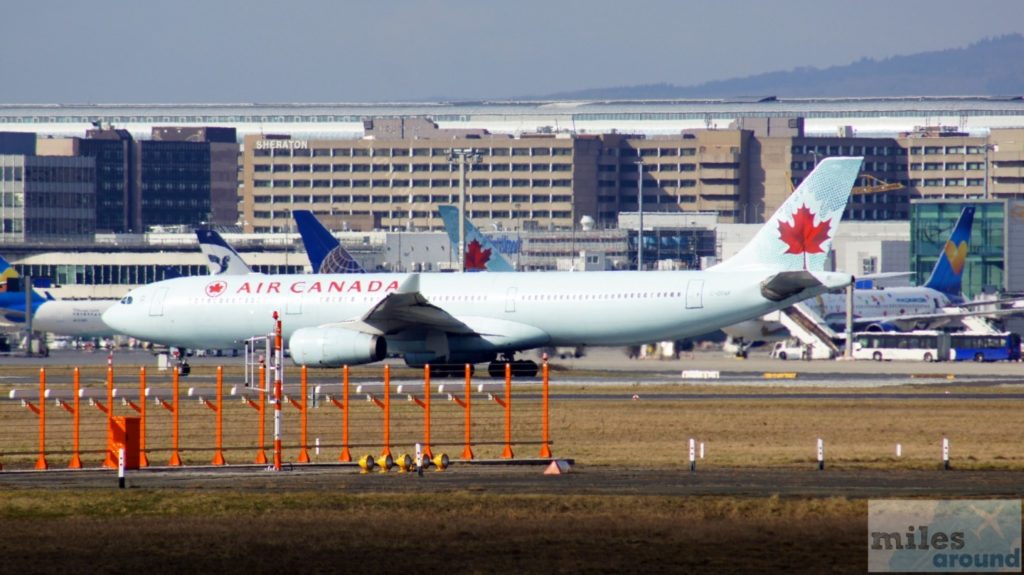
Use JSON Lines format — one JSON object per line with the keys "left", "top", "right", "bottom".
{"left": 949, "top": 332, "right": 1021, "bottom": 362}
{"left": 851, "top": 331, "right": 950, "bottom": 362}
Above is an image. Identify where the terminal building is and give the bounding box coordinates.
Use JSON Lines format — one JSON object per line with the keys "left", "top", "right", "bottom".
{"left": 1, "top": 99, "right": 1024, "bottom": 314}
{"left": 3, "top": 98, "right": 1024, "bottom": 140}
{"left": 238, "top": 117, "right": 1024, "bottom": 234}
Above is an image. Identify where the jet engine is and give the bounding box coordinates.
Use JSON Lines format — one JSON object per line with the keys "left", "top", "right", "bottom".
{"left": 289, "top": 327, "right": 387, "bottom": 367}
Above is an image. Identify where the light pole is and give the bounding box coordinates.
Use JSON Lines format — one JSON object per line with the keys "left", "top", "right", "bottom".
{"left": 448, "top": 148, "right": 481, "bottom": 272}
{"left": 514, "top": 202, "right": 522, "bottom": 270}
{"left": 983, "top": 143, "right": 999, "bottom": 200}
{"left": 635, "top": 158, "right": 644, "bottom": 271}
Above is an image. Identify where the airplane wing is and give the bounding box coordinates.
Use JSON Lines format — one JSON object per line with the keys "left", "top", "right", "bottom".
{"left": 760, "top": 271, "right": 841, "bottom": 302}
{"left": 327, "top": 274, "right": 474, "bottom": 336}
{"left": 957, "top": 296, "right": 1024, "bottom": 309}
{"left": 318, "top": 274, "right": 548, "bottom": 348}
{"left": 2, "top": 308, "right": 27, "bottom": 322}
{"left": 858, "top": 272, "right": 914, "bottom": 281}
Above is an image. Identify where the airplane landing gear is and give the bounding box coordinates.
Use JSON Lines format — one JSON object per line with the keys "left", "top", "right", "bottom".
{"left": 733, "top": 338, "right": 750, "bottom": 359}
{"left": 430, "top": 363, "right": 474, "bottom": 378}
{"left": 488, "top": 356, "right": 539, "bottom": 378}
{"left": 172, "top": 347, "right": 191, "bottom": 376}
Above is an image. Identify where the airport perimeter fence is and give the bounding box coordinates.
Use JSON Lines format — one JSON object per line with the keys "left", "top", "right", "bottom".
{"left": 0, "top": 362, "right": 554, "bottom": 471}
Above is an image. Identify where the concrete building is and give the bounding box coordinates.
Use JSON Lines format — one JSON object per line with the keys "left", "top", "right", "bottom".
{"left": 239, "top": 118, "right": 757, "bottom": 234}
{"left": 742, "top": 123, "right": 1024, "bottom": 223}
{"left": 37, "top": 127, "right": 239, "bottom": 233}
{"left": 0, "top": 154, "right": 95, "bottom": 244}
{"left": 240, "top": 118, "right": 586, "bottom": 233}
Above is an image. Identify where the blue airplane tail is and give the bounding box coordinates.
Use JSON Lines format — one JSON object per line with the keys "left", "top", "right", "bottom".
{"left": 923, "top": 206, "right": 974, "bottom": 299}
{"left": 293, "top": 210, "right": 366, "bottom": 273}
{"left": 437, "top": 205, "right": 515, "bottom": 272}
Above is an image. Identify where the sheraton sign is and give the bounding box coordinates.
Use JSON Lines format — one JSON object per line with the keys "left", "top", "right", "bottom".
{"left": 254, "top": 139, "right": 309, "bottom": 150}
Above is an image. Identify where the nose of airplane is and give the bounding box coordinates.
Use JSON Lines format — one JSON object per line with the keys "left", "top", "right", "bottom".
{"left": 101, "top": 297, "right": 131, "bottom": 333}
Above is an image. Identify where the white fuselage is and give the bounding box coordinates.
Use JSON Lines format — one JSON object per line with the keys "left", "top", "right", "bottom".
{"left": 723, "top": 287, "right": 954, "bottom": 344}
{"left": 32, "top": 300, "right": 118, "bottom": 338}
{"left": 807, "top": 287, "right": 951, "bottom": 325}
{"left": 102, "top": 270, "right": 848, "bottom": 356}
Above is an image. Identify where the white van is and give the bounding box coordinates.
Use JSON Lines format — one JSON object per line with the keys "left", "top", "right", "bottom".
{"left": 771, "top": 341, "right": 834, "bottom": 360}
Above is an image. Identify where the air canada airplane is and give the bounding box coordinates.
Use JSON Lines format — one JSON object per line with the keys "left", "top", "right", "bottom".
{"left": 437, "top": 205, "right": 515, "bottom": 272}
{"left": 103, "top": 157, "right": 863, "bottom": 376}
{"left": 724, "top": 205, "right": 1023, "bottom": 352}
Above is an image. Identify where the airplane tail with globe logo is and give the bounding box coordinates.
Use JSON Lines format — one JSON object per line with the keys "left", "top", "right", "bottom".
{"left": 712, "top": 157, "right": 863, "bottom": 273}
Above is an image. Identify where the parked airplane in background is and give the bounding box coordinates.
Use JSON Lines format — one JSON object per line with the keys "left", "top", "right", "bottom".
{"left": 103, "top": 158, "right": 863, "bottom": 376}
{"left": 724, "top": 205, "right": 1021, "bottom": 355}
{"left": 797, "top": 206, "right": 1018, "bottom": 331}
{"left": 0, "top": 256, "right": 117, "bottom": 338}
{"left": 196, "top": 229, "right": 254, "bottom": 275}
{"left": 438, "top": 205, "right": 515, "bottom": 272}
{"left": 293, "top": 210, "right": 367, "bottom": 274}
{"left": 0, "top": 231, "right": 251, "bottom": 342}
{"left": 437, "top": 206, "right": 587, "bottom": 359}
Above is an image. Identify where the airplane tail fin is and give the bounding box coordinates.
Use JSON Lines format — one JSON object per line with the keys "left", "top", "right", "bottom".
{"left": 0, "top": 254, "right": 19, "bottom": 292}
{"left": 0, "top": 255, "right": 46, "bottom": 305}
{"left": 711, "top": 157, "right": 862, "bottom": 273}
{"left": 923, "top": 205, "right": 974, "bottom": 299}
{"left": 293, "top": 210, "right": 366, "bottom": 274}
{"left": 196, "top": 229, "right": 253, "bottom": 275}
{"left": 438, "top": 205, "right": 515, "bottom": 272}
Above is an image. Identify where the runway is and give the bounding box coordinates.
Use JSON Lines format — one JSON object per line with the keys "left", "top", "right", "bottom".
{"left": 3, "top": 346, "right": 1024, "bottom": 408}
{"left": 1, "top": 464, "right": 1022, "bottom": 499}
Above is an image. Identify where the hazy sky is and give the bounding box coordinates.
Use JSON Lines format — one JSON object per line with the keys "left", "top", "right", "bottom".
{"left": 2, "top": 0, "right": 1021, "bottom": 103}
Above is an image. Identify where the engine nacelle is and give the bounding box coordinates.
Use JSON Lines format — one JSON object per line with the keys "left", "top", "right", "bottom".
{"left": 289, "top": 327, "right": 387, "bottom": 367}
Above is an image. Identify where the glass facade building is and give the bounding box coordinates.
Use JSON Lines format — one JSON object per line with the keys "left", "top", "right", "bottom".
{"left": 0, "top": 155, "right": 96, "bottom": 244}
{"left": 910, "top": 200, "right": 1006, "bottom": 299}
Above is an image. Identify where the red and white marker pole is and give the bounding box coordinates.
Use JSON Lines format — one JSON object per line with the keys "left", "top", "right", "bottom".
{"left": 273, "top": 311, "right": 283, "bottom": 471}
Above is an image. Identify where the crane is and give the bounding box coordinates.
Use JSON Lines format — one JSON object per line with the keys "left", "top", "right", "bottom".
{"left": 851, "top": 174, "right": 903, "bottom": 195}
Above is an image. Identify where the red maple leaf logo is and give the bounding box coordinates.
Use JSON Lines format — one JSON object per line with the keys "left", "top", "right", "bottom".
{"left": 778, "top": 204, "right": 831, "bottom": 255}
{"left": 465, "top": 239, "right": 492, "bottom": 270}
{"left": 205, "top": 281, "right": 227, "bottom": 297}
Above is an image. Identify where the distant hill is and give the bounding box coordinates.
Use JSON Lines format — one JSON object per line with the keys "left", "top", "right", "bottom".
{"left": 540, "top": 35, "right": 1024, "bottom": 100}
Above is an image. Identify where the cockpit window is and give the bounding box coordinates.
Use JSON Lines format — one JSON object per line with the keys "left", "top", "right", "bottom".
{"left": 120, "top": 296, "right": 134, "bottom": 304}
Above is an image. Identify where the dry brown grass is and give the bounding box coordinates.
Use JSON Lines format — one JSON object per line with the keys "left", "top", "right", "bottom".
{"left": 0, "top": 490, "right": 867, "bottom": 573}
{"left": 555, "top": 399, "right": 1024, "bottom": 469}
{"left": 2, "top": 364, "right": 1015, "bottom": 573}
